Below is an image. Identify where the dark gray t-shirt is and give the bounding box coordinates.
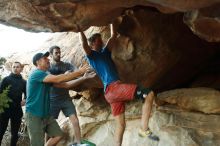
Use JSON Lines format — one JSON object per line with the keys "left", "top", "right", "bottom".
{"left": 49, "top": 61, "right": 75, "bottom": 101}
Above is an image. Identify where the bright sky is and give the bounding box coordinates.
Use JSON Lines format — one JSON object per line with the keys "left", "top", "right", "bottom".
{"left": 0, "top": 24, "right": 52, "bottom": 57}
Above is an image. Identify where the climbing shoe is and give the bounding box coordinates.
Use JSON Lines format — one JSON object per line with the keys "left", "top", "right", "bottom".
{"left": 138, "top": 129, "right": 160, "bottom": 141}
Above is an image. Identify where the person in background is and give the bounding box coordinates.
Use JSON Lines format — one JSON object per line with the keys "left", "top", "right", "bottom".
{"left": 0, "top": 61, "right": 26, "bottom": 146}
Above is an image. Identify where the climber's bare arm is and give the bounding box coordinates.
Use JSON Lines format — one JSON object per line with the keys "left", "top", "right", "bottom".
{"left": 106, "top": 17, "right": 122, "bottom": 51}
{"left": 105, "top": 24, "right": 117, "bottom": 51}
{"left": 78, "top": 29, "right": 92, "bottom": 56}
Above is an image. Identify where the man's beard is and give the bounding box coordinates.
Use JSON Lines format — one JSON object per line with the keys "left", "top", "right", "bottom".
{"left": 54, "top": 57, "right": 60, "bottom": 62}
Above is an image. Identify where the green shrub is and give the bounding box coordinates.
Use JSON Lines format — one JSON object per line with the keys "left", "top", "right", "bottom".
{"left": 0, "top": 86, "right": 12, "bottom": 113}
{"left": 0, "top": 57, "right": 6, "bottom": 66}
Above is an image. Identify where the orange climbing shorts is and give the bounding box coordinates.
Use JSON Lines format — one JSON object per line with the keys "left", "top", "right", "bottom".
{"left": 104, "top": 81, "right": 137, "bottom": 116}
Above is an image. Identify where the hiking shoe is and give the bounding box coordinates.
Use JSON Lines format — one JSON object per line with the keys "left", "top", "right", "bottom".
{"left": 138, "top": 129, "right": 152, "bottom": 137}
{"left": 138, "top": 129, "right": 160, "bottom": 141}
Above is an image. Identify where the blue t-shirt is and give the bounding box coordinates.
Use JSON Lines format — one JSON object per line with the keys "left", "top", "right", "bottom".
{"left": 26, "top": 69, "right": 51, "bottom": 118}
{"left": 49, "top": 61, "right": 74, "bottom": 100}
{"left": 86, "top": 47, "right": 119, "bottom": 90}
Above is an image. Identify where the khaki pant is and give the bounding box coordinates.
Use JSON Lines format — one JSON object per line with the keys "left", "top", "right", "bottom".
{"left": 25, "top": 112, "right": 63, "bottom": 146}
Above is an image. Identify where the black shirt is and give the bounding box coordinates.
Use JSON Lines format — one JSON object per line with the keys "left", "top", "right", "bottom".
{"left": 0, "top": 73, "right": 26, "bottom": 109}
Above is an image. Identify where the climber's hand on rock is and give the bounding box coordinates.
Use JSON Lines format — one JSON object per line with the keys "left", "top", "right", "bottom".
{"left": 116, "top": 16, "right": 123, "bottom": 24}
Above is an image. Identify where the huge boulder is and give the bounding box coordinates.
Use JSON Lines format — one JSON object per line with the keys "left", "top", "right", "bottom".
{"left": 1, "top": 0, "right": 220, "bottom": 42}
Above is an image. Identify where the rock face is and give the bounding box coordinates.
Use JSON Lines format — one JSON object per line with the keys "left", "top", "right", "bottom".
{"left": 56, "top": 88, "right": 220, "bottom": 146}
{"left": 113, "top": 10, "right": 220, "bottom": 91}
{"left": 150, "top": 108, "right": 220, "bottom": 146}
{"left": 184, "top": 4, "right": 220, "bottom": 42}
{"left": 151, "top": 88, "right": 220, "bottom": 146}
{"left": 156, "top": 88, "right": 220, "bottom": 114}
{"left": 1, "top": 0, "right": 220, "bottom": 41}
{"left": 189, "top": 55, "right": 220, "bottom": 90}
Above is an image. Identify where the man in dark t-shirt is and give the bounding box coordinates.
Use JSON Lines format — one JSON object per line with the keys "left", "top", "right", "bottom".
{"left": 48, "top": 46, "right": 93, "bottom": 145}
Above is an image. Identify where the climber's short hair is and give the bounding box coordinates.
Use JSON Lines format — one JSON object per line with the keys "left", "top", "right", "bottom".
{"left": 49, "top": 45, "right": 60, "bottom": 54}
{"left": 88, "top": 33, "right": 101, "bottom": 45}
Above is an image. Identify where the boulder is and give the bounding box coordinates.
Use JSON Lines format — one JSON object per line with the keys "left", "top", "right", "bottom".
{"left": 1, "top": 0, "right": 219, "bottom": 32}
{"left": 156, "top": 88, "right": 220, "bottom": 114}
{"left": 150, "top": 107, "right": 220, "bottom": 146}
{"left": 184, "top": 4, "right": 220, "bottom": 42}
